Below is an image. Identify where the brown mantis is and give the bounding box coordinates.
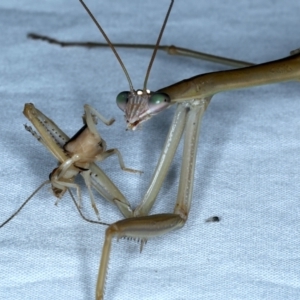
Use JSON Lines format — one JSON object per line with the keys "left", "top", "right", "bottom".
{"left": 1, "top": 0, "right": 300, "bottom": 299}
{"left": 46, "top": 1, "right": 300, "bottom": 299}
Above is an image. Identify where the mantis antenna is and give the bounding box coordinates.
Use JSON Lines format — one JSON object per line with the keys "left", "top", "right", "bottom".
{"left": 79, "top": 0, "right": 134, "bottom": 92}
{"left": 143, "top": 0, "right": 174, "bottom": 92}
{"left": 79, "top": 0, "right": 174, "bottom": 93}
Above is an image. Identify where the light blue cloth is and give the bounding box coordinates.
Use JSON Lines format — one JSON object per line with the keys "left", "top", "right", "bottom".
{"left": 1, "top": 1, "right": 300, "bottom": 299}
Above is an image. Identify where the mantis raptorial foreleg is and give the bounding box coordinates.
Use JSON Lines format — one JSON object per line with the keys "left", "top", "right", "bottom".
{"left": 96, "top": 98, "right": 210, "bottom": 300}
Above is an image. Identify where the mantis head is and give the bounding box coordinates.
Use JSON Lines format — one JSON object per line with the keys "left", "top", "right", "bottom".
{"left": 80, "top": 0, "right": 174, "bottom": 130}
{"left": 116, "top": 89, "right": 171, "bottom": 130}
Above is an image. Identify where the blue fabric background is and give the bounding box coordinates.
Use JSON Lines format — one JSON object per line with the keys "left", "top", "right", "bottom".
{"left": 1, "top": 1, "right": 300, "bottom": 299}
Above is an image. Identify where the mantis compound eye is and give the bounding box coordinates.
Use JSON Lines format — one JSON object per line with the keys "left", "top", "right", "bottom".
{"left": 148, "top": 92, "right": 171, "bottom": 114}
{"left": 116, "top": 91, "right": 130, "bottom": 112}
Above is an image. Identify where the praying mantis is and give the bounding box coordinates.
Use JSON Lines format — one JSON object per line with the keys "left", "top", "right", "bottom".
{"left": 1, "top": 1, "right": 300, "bottom": 300}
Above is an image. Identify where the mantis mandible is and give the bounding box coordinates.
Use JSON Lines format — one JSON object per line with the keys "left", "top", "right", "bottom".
{"left": 2, "top": 0, "right": 295, "bottom": 299}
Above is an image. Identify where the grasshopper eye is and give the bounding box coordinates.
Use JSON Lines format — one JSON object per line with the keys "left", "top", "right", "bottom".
{"left": 148, "top": 93, "right": 171, "bottom": 114}
{"left": 116, "top": 91, "right": 130, "bottom": 112}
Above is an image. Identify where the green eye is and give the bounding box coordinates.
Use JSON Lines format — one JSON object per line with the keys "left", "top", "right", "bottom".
{"left": 148, "top": 93, "right": 171, "bottom": 114}
{"left": 116, "top": 91, "right": 130, "bottom": 111}
{"left": 149, "top": 94, "right": 166, "bottom": 104}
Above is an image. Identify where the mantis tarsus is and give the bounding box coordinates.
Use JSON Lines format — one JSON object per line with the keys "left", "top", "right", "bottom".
{"left": 1, "top": 1, "right": 300, "bottom": 300}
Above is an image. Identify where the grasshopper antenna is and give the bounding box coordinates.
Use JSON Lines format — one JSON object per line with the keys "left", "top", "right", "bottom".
{"left": 0, "top": 179, "right": 110, "bottom": 228}
{"left": 143, "top": 0, "right": 174, "bottom": 92}
{"left": 0, "top": 180, "right": 50, "bottom": 228}
{"left": 79, "top": 0, "right": 134, "bottom": 92}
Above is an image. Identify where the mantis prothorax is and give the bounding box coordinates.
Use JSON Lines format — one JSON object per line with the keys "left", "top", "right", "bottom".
{"left": 12, "top": 0, "right": 300, "bottom": 299}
